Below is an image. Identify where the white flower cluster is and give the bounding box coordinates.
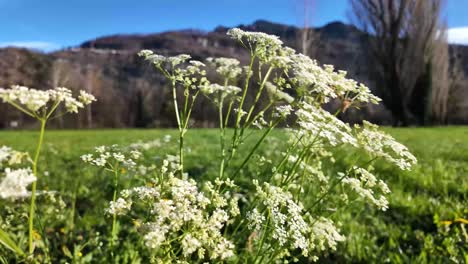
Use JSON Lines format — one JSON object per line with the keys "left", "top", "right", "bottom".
{"left": 291, "top": 54, "right": 380, "bottom": 105}
{"left": 0, "top": 146, "right": 29, "bottom": 167}
{"left": 227, "top": 28, "right": 282, "bottom": 47}
{"left": 227, "top": 28, "right": 283, "bottom": 63}
{"left": 307, "top": 217, "right": 345, "bottom": 256}
{"left": 81, "top": 145, "right": 140, "bottom": 169}
{"left": 200, "top": 83, "right": 241, "bottom": 102}
{"left": 206, "top": 57, "right": 242, "bottom": 80}
{"left": 138, "top": 50, "right": 191, "bottom": 68}
{"left": 115, "top": 175, "right": 235, "bottom": 261}
{"left": 0, "top": 146, "right": 35, "bottom": 199}
{"left": 249, "top": 180, "right": 343, "bottom": 258}
{"left": 0, "top": 85, "right": 95, "bottom": 115}
{"left": 296, "top": 102, "right": 357, "bottom": 147}
{"left": 341, "top": 167, "right": 391, "bottom": 211}
{"left": 204, "top": 177, "right": 240, "bottom": 217}
{"left": 226, "top": 28, "right": 380, "bottom": 108}
{"left": 0, "top": 168, "right": 36, "bottom": 199}
{"left": 355, "top": 121, "right": 417, "bottom": 170}
{"left": 178, "top": 61, "right": 209, "bottom": 89}
{"left": 160, "top": 154, "right": 182, "bottom": 176}
{"left": 106, "top": 197, "right": 132, "bottom": 215}
{"left": 139, "top": 50, "right": 210, "bottom": 91}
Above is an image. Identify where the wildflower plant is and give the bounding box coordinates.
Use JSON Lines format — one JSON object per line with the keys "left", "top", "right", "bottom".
{"left": 81, "top": 145, "right": 141, "bottom": 255}
{"left": 0, "top": 86, "right": 95, "bottom": 256}
{"left": 110, "top": 28, "right": 418, "bottom": 262}
{"left": 0, "top": 28, "right": 418, "bottom": 263}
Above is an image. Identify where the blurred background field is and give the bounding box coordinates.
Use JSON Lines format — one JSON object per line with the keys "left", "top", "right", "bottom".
{"left": 1, "top": 127, "right": 466, "bottom": 262}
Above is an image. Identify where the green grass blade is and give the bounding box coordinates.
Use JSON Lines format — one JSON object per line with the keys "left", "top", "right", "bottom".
{"left": 0, "top": 228, "right": 24, "bottom": 256}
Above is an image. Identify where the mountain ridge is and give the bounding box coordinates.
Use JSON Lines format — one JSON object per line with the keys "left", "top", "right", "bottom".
{"left": 0, "top": 20, "right": 467, "bottom": 128}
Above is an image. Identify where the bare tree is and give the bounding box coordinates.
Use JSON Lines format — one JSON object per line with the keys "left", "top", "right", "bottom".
{"left": 51, "top": 59, "right": 72, "bottom": 128}
{"left": 446, "top": 47, "right": 468, "bottom": 124}
{"left": 296, "top": 0, "right": 320, "bottom": 57}
{"left": 429, "top": 25, "right": 450, "bottom": 124}
{"left": 350, "top": 0, "right": 450, "bottom": 125}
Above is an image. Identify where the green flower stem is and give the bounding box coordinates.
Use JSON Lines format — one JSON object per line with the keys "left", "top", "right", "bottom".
{"left": 253, "top": 210, "right": 270, "bottom": 263}
{"left": 179, "top": 131, "right": 185, "bottom": 176}
{"left": 171, "top": 79, "right": 184, "bottom": 175}
{"left": 281, "top": 144, "right": 312, "bottom": 186}
{"left": 270, "top": 134, "right": 305, "bottom": 179}
{"left": 110, "top": 168, "right": 119, "bottom": 250}
{"left": 305, "top": 157, "right": 377, "bottom": 215}
{"left": 217, "top": 79, "right": 231, "bottom": 179}
{"left": 28, "top": 119, "right": 46, "bottom": 254}
{"left": 231, "top": 117, "right": 283, "bottom": 179}
{"left": 233, "top": 65, "right": 273, "bottom": 158}
{"left": 182, "top": 91, "right": 200, "bottom": 133}
{"left": 45, "top": 101, "right": 61, "bottom": 120}
{"left": 244, "top": 101, "right": 275, "bottom": 130}
{"left": 230, "top": 54, "right": 256, "bottom": 160}
{"left": 218, "top": 97, "right": 226, "bottom": 179}
{"left": 243, "top": 66, "right": 273, "bottom": 126}
{"left": 224, "top": 100, "right": 234, "bottom": 128}
{"left": 8, "top": 101, "right": 36, "bottom": 118}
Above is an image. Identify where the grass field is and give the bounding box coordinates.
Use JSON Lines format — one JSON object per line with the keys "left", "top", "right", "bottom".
{"left": 0, "top": 127, "right": 467, "bottom": 262}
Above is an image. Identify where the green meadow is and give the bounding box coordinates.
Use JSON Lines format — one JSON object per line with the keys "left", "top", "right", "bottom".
{"left": 0, "top": 127, "right": 467, "bottom": 263}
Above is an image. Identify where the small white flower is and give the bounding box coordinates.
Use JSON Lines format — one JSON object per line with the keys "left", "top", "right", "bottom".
{"left": 106, "top": 197, "right": 132, "bottom": 215}
{"left": 81, "top": 154, "right": 93, "bottom": 163}
{"left": 78, "top": 90, "right": 96, "bottom": 105}
{"left": 130, "top": 150, "right": 142, "bottom": 159}
{"left": 112, "top": 152, "right": 125, "bottom": 162}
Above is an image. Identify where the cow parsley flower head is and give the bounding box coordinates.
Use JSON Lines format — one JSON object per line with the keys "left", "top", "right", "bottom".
{"left": 341, "top": 167, "right": 391, "bottom": 211}
{"left": 115, "top": 175, "right": 236, "bottom": 262}
{"left": 78, "top": 90, "right": 96, "bottom": 105}
{"left": 81, "top": 145, "right": 139, "bottom": 169}
{"left": 0, "top": 168, "right": 36, "bottom": 199}
{"left": 139, "top": 49, "right": 210, "bottom": 92}
{"left": 0, "top": 85, "right": 95, "bottom": 118}
{"left": 227, "top": 28, "right": 283, "bottom": 47}
{"left": 0, "top": 85, "right": 50, "bottom": 112}
{"left": 200, "top": 83, "right": 241, "bottom": 102}
{"left": 355, "top": 121, "right": 417, "bottom": 170}
{"left": 106, "top": 197, "right": 132, "bottom": 215}
{"left": 289, "top": 54, "right": 380, "bottom": 107}
{"left": 290, "top": 54, "right": 337, "bottom": 101}
{"left": 227, "top": 28, "right": 284, "bottom": 62}
{"left": 138, "top": 50, "right": 191, "bottom": 68}
{"left": 295, "top": 102, "right": 357, "bottom": 147}
{"left": 308, "top": 217, "right": 345, "bottom": 253}
{"left": 0, "top": 146, "right": 11, "bottom": 164}
{"left": 0, "top": 146, "right": 30, "bottom": 167}
{"left": 249, "top": 181, "right": 345, "bottom": 259}
{"left": 206, "top": 57, "right": 242, "bottom": 80}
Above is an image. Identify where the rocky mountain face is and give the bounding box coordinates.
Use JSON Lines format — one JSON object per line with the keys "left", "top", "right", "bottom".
{"left": 0, "top": 20, "right": 466, "bottom": 128}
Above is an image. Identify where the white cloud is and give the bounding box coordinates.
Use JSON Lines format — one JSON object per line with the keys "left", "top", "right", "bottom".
{"left": 0, "top": 41, "right": 59, "bottom": 52}
{"left": 448, "top": 27, "right": 468, "bottom": 45}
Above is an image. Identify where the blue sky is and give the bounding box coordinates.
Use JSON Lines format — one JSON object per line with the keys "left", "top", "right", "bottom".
{"left": 0, "top": 0, "right": 467, "bottom": 51}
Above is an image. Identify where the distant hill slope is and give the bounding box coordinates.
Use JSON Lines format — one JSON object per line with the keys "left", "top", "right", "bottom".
{"left": 0, "top": 20, "right": 466, "bottom": 128}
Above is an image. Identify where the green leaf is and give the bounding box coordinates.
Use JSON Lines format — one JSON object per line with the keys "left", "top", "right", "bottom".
{"left": 0, "top": 228, "right": 24, "bottom": 256}
{"left": 61, "top": 245, "right": 73, "bottom": 259}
